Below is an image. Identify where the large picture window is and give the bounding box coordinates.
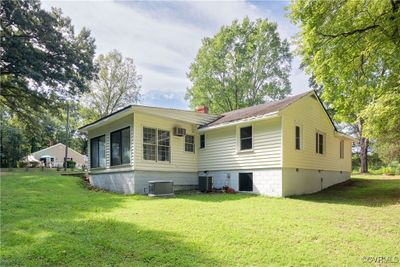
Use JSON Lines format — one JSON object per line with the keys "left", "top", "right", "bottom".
{"left": 111, "top": 127, "right": 131, "bottom": 166}
{"left": 240, "top": 126, "right": 252, "bottom": 150}
{"left": 90, "top": 135, "right": 106, "bottom": 168}
{"left": 316, "top": 132, "right": 324, "bottom": 154}
{"left": 185, "top": 135, "right": 195, "bottom": 152}
{"left": 143, "top": 127, "right": 170, "bottom": 162}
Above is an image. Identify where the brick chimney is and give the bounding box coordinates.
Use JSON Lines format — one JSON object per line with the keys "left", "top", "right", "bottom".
{"left": 195, "top": 105, "right": 209, "bottom": 114}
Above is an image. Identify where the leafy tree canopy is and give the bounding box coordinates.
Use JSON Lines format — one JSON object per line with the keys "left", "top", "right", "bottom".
{"left": 186, "top": 17, "right": 292, "bottom": 114}
{"left": 290, "top": 0, "right": 400, "bottom": 133}
{"left": 0, "top": 0, "right": 97, "bottom": 124}
{"left": 84, "top": 50, "right": 141, "bottom": 117}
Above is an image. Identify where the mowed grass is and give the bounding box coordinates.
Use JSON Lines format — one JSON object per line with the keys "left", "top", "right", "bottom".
{"left": 1, "top": 172, "right": 399, "bottom": 266}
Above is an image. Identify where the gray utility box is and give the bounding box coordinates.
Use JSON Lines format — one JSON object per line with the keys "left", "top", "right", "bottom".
{"left": 148, "top": 180, "right": 174, "bottom": 197}
{"left": 199, "top": 176, "right": 213, "bottom": 192}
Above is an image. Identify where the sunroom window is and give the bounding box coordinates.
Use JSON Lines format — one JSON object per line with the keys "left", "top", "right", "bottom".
{"left": 90, "top": 135, "right": 106, "bottom": 168}
{"left": 111, "top": 127, "right": 130, "bottom": 166}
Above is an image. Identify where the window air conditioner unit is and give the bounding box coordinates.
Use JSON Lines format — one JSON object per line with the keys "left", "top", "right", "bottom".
{"left": 173, "top": 127, "right": 186, "bottom": 136}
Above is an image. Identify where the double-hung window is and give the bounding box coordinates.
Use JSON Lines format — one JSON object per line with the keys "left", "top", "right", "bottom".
{"left": 158, "top": 130, "right": 170, "bottom": 161}
{"left": 90, "top": 135, "right": 106, "bottom": 168}
{"left": 143, "top": 128, "right": 157, "bottom": 161}
{"left": 240, "top": 126, "right": 252, "bottom": 150}
{"left": 143, "top": 127, "right": 170, "bottom": 162}
{"left": 295, "top": 126, "right": 301, "bottom": 150}
{"left": 200, "top": 134, "right": 205, "bottom": 149}
{"left": 316, "top": 132, "right": 324, "bottom": 154}
{"left": 340, "top": 140, "right": 344, "bottom": 159}
{"left": 111, "top": 127, "right": 131, "bottom": 166}
{"left": 185, "top": 135, "right": 195, "bottom": 152}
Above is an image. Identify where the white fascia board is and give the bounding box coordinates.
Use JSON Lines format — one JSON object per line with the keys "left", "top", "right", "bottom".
{"left": 79, "top": 107, "right": 134, "bottom": 133}
{"left": 334, "top": 131, "right": 357, "bottom": 142}
{"left": 198, "top": 111, "right": 280, "bottom": 132}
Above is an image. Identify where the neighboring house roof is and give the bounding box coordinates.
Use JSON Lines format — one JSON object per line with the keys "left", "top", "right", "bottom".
{"left": 31, "top": 143, "right": 85, "bottom": 159}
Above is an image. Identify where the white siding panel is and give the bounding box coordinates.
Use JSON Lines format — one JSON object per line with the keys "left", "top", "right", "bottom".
{"left": 134, "top": 112, "right": 198, "bottom": 172}
{"left": 281, "top": 95, "right": 352, "bottom": 172}
{"left": 199, "top": 117, "right": 282, "bottom": 170}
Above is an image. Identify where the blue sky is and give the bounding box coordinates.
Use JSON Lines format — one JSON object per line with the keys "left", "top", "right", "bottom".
{"left": 42, "top": 0, "right": 309, "bottom": 109}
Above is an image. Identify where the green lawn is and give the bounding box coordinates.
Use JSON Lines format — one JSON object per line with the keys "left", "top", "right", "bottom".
{"left": 1, "top": 172, "right": 399, "bottom": 266}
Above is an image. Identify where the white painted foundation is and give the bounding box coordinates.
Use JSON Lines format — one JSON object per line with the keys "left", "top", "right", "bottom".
{"left": 90, "top": 170, "right": 197, "bottom": 194}
{"left": 282, "top": 168, "right": 350, "bottom": 196}
{"left": 199, "top": 169, "right": 283, "bottom": 197}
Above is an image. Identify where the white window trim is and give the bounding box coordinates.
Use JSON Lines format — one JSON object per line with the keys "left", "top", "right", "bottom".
{"left": 199, "top": 134, "right": 206, "bottom": 150}
{"left": 142, "top": 126, "right": 171, "bottom": 163}
{"left": 295, "top": 124, "right": 303, "bottom": 151}
{"left": 340, "top": 139, "right": 345, "bottom": 159}
{"left": 184, "top": 134, "right": 195, "bottom": 153}
{"left": 315, "top": 130, "right": 326, "bottom": 156}
{"left": 236, "top": 124, "right": 254, "bottom": 153}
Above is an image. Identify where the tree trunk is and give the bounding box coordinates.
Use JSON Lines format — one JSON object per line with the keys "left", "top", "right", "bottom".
{"left": 358, "top": 120, "right": 369, "bottom": 173}
{"left": 360, "top": 136, "right": 369, "bottom": 173}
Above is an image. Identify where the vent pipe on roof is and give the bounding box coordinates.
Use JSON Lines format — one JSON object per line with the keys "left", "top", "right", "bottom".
{"left": 195, "top": 106, "right": 209, "bottom": 114}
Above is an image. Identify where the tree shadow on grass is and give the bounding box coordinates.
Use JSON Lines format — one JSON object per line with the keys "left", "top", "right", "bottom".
{"left": 291, "top": 178, "right": 400, "bottom": 207}
{"left": 1, "top": 174, "right": 219, "bottom": 266}
{"left": 2, "top": 219, "right": 217, "bottom": 266}
{"left": 175, "top": 192, "right": 258, "bottom": 202}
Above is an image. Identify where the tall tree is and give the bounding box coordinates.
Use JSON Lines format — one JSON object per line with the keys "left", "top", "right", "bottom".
{"left": 186, "top": 17, "right": 292, "bottom": 114}
{"left": 85, "top": 50, "right": 142, "bottom": 117}
{"left": 0, "top": 0, "right": 97, "bottom": 125}
{"left": 290, "top": 0, "right": 400, "bottom": 173}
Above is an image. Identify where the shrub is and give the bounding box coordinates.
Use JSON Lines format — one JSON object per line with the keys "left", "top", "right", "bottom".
{"left": 66, "top": 160, "right": 76, "bottom": 169}
{"left": 383, "top": 167, "right": 395, "bottom": 176}
{"left": 31, "top": 162, "right": 39, "bottom": 168}
{"left": 17, "top": 161, "right": 28, "bottom": 168}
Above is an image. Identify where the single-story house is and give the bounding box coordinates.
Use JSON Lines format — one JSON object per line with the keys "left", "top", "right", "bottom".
{"left": 79, "top": 90, "right": 354, "bottom": 197}
{"left": 31, "top": 143, "right": 87, "bottom": 168}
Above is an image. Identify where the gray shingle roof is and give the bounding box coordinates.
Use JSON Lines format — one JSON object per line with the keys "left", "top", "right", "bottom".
{"left": 204, "top": 91, "right": 313, "bottom": 127}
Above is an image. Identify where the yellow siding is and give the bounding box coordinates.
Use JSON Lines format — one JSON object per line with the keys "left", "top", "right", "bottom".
{"left": 87, "top": 114, "right": 134, "bottom": 169}
{"left": 198, "top": 117, "right": 282, "bottom": 171}
{"left": 133, "top": 112, "right": 198, "bottom": 172}
{"left": 281, "top": 95, "right": 352, "bottom": 172}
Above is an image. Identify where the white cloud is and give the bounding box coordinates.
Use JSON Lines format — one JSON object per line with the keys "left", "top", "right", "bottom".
{"left": 42, "top": 0, "right": 309, "bottom": 108}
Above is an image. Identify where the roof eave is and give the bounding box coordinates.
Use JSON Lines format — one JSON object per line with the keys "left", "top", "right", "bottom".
{"left": 79, "top": 106, "right": 135, "bottom": 133}
{"left": 198, "top": 111, "right": 280, "bottom": 132}
{"left": 334, "top": 131, "right": 357, "bottom": 142}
